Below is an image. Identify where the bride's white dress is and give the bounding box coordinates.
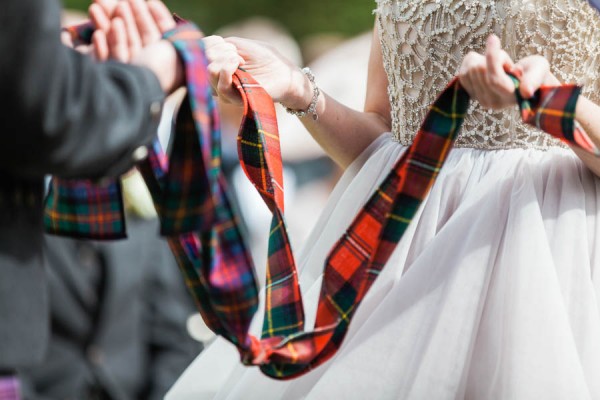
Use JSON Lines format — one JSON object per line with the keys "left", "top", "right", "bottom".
{"left": 167, "top": 1, "right": 600, "bottom": 399}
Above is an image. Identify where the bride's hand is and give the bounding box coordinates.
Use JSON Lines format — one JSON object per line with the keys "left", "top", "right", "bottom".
{"left": 203, "top": 36, "right": 313, "bottom": 110}
{"left": 514, "top": 54, "right": 559, "bottom": 97}
{"left": 459, "top": 35, "right": 558, "bottom": 109}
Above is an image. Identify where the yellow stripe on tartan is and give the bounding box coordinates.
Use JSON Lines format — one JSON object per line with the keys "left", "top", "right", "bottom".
{"left": 259, "top": 138, "right": 268, "bottom": 192}
{"left": 264, "top": 321, "right": 304, "bottom": 336}
{"left": 45, "top": 210, "right": 121, "bottom": 223}
{"left": 429, "top": 105, "right": 466, "bottom": 119}
{"left": 326, "top": 294, "right": 354, "bottom": 323}
{"left": 275, "top": 365, "right": 284, "bottom": 378}
{"left": 387, "top": 213, "right": 411, "bottom": 224}
{"left": 265, "top": 256, "right": 274, "bottom": 336}
{"left": 183, "top": 276, "right": 209, "bottom": 289}
{"left": 287, "top": 342, "right": 299, "bottom": 364}
{"left": 240, "top": 139, "right": 263, "bottom": 148}
{"left": 259, "top": 129, "right": 279, "bottom": 141}
{"left": 538, "top": 108, "right": 574, "bottom": 118}
{"left": 377, "top": 189, "right": 393, "bottom": 203}
{"left": 451, "top": 83, "right": 460, "bottom": 129}
{"left": 441, "top": 82, "right": 461, "bottom": 157}
{"left": 269, "top": 220, "right": 283, "bottom": 236}
{"left": 182, "top": 272, "right": 208, "bottom": 289}
{"left": 264, "top": 254, "right": 303, "bottom": 336}
{"left": 48, "top": 190, "right": 59, "bottom": 231}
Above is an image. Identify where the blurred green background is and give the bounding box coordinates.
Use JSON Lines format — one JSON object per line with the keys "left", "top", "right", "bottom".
{"left": 63, "top": 0, "right": 376, "bottom": 40}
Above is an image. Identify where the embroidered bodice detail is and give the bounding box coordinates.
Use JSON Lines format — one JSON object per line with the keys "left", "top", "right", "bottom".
{"left": 375, "top": 0, "right": 600, "bottom": 149}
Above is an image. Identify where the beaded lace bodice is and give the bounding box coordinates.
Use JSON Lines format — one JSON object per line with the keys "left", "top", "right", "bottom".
{"left": 375, "top": 0, "right": 600, "bottom": 149}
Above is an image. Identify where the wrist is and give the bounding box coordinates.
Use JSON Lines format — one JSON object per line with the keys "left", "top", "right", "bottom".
{"left": 134, "top": 41, "right": 184, "bottom": 94}
{"left": 157, "top": 40, "right": 184, "bottom": 94}
{"left": 543, "top": 71, "right": 560, "bottom": 86}
{"left": 283, "top": 67, "right": 320, "bottom": 120}
{"left": 282, "top": 67, "right": 315, "bottom": 110}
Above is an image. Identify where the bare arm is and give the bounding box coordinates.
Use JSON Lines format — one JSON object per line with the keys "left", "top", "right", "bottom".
{"left": 206, "top": 23, "right": 391, "bottom": 170}
{"left": 292, "top": 26, "right": 391, "bottom": 168}
{"left": 572, "top": 97, "right": 600, "bottom": 177}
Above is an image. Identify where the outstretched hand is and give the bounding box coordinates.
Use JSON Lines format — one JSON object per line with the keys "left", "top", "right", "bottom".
{"left": 88, "top": 0, "right": 175, "bottom": 62}
{"left": 458, "top": 35, "right": 559, "bottom": 109}
{"left": 79, "top": 0, "right": 182, "bottom": 94}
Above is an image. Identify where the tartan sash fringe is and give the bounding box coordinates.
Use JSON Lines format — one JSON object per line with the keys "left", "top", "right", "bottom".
{"left": 46, "top": 21, "right": 599, "bottom": 379}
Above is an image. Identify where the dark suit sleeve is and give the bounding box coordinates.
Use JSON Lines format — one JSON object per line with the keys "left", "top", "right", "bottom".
{"left": 0, "top": 0, "right": 165, "bottom": 179}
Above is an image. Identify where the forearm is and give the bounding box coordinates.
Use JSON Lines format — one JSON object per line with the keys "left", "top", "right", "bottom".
{"left": 294, "top": 91, "right": 390, "bottom": 169}
{"left": 573, "top": 96, "right": 600, "bottom": 177}
{"left": 284, "top": 27, "right": 390, "bottom": 169}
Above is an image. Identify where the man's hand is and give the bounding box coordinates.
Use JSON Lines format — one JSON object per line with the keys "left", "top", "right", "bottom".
{"left": 83, "top": 0, "right": 182, "bottom": 93}
{"left": 133, "top": 40, "right": 184, "bottom": 94}
{"left": 89, "top": 0, "right": 175, "bottom": 62}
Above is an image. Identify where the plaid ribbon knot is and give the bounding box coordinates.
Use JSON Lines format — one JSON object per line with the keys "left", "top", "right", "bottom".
{"left": 46, "top": 21, "right": 599, "bottom": 379}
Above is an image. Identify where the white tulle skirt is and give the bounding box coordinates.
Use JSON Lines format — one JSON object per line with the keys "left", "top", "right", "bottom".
{"left": 167, "top": 133, "right": 600, "bottom": 400}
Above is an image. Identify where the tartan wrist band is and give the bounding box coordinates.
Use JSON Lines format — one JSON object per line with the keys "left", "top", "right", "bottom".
{"left": 46, "top": 21, "right": 599, "bottom": 380}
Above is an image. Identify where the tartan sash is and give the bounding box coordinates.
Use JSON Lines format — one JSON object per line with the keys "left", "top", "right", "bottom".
{"left": 46, "top": 22, "right": 599, "bottom": 379}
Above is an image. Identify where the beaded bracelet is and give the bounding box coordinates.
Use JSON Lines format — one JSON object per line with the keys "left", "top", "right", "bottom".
{"left": 284, "top": 67, "right": 320, "bottom": 121}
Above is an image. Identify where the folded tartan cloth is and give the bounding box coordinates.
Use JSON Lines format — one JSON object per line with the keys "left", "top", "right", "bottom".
{"left": 45, "top": 21, "right": 599, "bottom": 379}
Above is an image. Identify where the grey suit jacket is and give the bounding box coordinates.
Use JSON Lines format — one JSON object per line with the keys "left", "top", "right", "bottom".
{"left": 19, "top": 218, "right": 201, "bottom": 400}
{"left": 0, "top": 0, "right": 165, "bottom": 369}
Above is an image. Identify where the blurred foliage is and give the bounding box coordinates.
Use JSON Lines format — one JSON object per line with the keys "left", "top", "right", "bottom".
{"left": 62, "top": 0, "right": 376, "bottom": 39}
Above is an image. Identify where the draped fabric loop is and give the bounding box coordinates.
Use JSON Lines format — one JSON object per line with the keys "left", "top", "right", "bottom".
{"left": 44, "top": 22, "right": 599, "bottom": 380}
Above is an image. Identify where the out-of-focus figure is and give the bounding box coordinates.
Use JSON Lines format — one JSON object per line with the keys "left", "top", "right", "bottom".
{"left": 0, "top": 0, "right": 182, "bottom": 397}
{"left": 19, "top": 212, "right": 200, "bottom": 400}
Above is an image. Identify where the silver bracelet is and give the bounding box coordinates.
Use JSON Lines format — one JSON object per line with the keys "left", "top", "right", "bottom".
{"left": 284, "top": 67, "right": 320, "bottom": 121}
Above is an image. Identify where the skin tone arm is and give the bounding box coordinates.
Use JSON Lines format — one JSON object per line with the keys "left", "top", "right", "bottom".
{"left": 459, "top": 34, "right": 600, "bottom": 177}
{"left": 291, "top": 27, "right": 392, "bottom": 169}
{"left": 204, "top": 25, "right": 392, "bottom": 169}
